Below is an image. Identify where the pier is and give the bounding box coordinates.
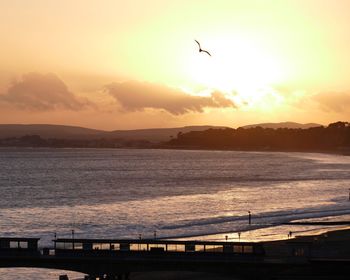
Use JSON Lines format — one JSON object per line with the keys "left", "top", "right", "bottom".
{"left": 0, "top": 232, "right": 350, "bottom": 279}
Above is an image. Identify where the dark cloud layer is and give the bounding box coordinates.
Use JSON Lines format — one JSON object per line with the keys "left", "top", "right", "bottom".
{"left": 313, "top": 91, "right": 350, "bottom": 113}
{"left": 0, "top": 73, "right": 89, "bottom": 111}
{"left": 105, "top": 81, "right": 236, "bottom": 115}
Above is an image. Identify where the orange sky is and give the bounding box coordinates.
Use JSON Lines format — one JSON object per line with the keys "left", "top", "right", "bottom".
{"left": 1, "top": 0, "right": 350, "bottom": 130}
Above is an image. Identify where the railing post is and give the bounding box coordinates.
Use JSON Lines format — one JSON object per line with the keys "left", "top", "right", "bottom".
{"left": 72, "top": 230, "right": 75, "bottom": 249}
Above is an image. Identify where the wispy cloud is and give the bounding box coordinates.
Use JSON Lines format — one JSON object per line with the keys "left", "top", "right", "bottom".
{"left": 0, "top": 72, "right": 91, "bottom": 111}
{"left": 313, "top": 91, "right": 350, "bottom": 113}
{"left": 104, "top": 81, "right": 236, "bottom": 115}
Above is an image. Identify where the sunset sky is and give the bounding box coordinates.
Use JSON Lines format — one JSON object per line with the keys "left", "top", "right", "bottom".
{"left": 1, "top": 0, "right": 350, "bottom": 130}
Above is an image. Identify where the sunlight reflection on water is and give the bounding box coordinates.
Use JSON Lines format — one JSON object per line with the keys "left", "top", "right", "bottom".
{"left": 0, "top": 148, "right": 350, "bottom": 279}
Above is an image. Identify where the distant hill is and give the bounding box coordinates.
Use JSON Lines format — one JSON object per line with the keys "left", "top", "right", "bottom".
{"left": 0, "top": 124, "right": 105, "bottom": 140}
{"left": 105, "top": 126, "right": 227, "bottom": 142}
{"left": 3, "top": 122, "right": 348, "bottom": 151}
{"left": 240, "top": 122, "right": 323, "bottom": 129}
{"left": 0, "top": 124, "right": 227, "bottom": 143}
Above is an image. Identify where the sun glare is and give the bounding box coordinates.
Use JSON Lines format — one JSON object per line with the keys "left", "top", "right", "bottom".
{"left": 186, "top": 36, "right": 286, "bottom": 106}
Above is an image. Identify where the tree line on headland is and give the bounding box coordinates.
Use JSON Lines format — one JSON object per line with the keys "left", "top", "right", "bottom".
{"left": 1, "top": 121, "right": 349, "bottom": 153}
{"left": 164, "top": 121, "right": 350, "bottom": 153}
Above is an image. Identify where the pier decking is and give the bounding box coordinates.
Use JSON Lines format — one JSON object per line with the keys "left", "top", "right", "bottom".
{"left": 0, "top": 233, "right": 350, "bottom": 280}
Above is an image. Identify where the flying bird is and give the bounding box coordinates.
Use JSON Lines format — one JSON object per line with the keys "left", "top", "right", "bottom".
{"left": 195, "top": 40, "right": 211, "bottom": 56}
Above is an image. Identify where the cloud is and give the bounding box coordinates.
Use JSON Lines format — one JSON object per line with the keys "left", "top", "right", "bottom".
{"left": 0, "top": 72, "right": 90, "bottom": 111}
{"left": 313, "top": 91, "right": 350, "bottom": 113}
{"left": 104, "top": 81, "right": 236, "bottom": 115}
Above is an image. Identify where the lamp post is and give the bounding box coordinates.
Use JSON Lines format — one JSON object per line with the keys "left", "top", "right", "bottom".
{"left": 138, "top": 234, "right": 142, "bottom": 250}
{"left": 54, "top": 232, "right": 57, "bottom": 250}
{"left": 71, "top": 229, "right": 75, "bottom": 249}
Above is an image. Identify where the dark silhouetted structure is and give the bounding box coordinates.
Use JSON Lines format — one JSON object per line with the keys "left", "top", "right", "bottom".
{"left": 1, "top": 233, "right": 350, "bottom": 279}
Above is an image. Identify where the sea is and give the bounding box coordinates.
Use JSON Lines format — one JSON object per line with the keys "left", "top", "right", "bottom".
{"left": 0, "top": 148, "right": 350, "bottom": 279}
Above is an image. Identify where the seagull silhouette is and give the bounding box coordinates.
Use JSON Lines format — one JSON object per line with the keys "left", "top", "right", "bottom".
{"left": 195, "top": 40, "right": 211, "bottom": 56}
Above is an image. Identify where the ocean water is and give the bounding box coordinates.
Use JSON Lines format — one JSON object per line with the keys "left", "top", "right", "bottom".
{"left": 0, "top": 148, "right": 350, "bottom": 279}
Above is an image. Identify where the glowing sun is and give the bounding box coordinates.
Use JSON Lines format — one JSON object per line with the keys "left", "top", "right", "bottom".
{"left": 186, "top": 36, "right": 286, "bottom": 105}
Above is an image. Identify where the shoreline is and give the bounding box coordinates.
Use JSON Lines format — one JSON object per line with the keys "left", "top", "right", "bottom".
{"left": 1, "top": 145, "right": 349, "bottom": 156}
{"left": 158, "top": 145, "right": 350, "bottom": 156}
{"left": 166, "top": 222, "right": 350, "bottom": 243}
{"left": 161, "top": 209, "right": 350, "bottom": 242}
